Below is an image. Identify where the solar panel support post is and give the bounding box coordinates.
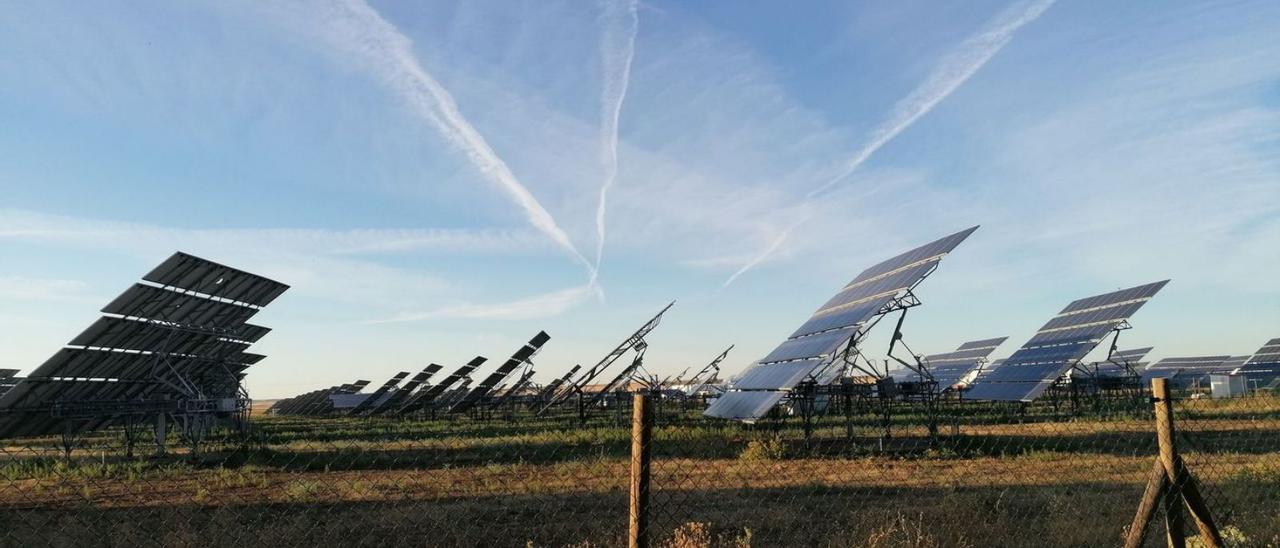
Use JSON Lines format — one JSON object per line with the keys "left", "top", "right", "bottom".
{"left": 628, "top": 392, "right": 652, "bottom": 548}
{"left": 154, "top": 412, "right": 168, "bottom": 457}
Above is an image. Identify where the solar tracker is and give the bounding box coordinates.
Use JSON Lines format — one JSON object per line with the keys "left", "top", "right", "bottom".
{"left": 536, "top": 365, "right": 582, "bottom": 402}
{"left": 489, "top": 368, "right": 538, "bottom": 409}
{"left": 1235, "top": 338, "right": 1280, "bottom": 386}
{"left": 965, "top": 280, "right": 1168, "bottom": 402}
{"left": 0, "top": 252, "right": 288, "bottom": 440}
{"left": 1140, "top": 356, "right": 1232, "bottom": 387}
{"left": 587, "top": 346, "right": 648, "bottom": 407}
{"left": 347, "top": 372, "right": 410, "bottom": 415}
{"left": 395, "top": 357, "right": 485, "bottom": 415}
{"left": 450, "top": 331, "right": 550, "bottom": 413}
{"left": 1085, "top": 347, "right": 1154, "bottom": 377}
{"left": 706, "top": 226, "right": 979, "bottom": 421}
{"left": 893, "top": 337, "right": 1008, "bottom": 389}
{"left": 686, "top": 346, "right": 733, "bottom": 397}
{"left": 538, "top": 302, "right": 674, "bottom": 415}
{"left": 368, "top": 364, "right": 442, "bottom": 415}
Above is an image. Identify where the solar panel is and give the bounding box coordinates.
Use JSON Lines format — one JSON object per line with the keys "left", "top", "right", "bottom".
{"left": 1244, "top": 337, "right": 1280, "bottom": 365}
{"left": 1085, "top": 347, "right": 1154, "bottom": 377}
{"left": 395, "top": 357, "right": 485, "bottom": 415}
{"left": 685, "top": 345, "right": 733, "bottom": 397}
{"left": 488, "top": 368, "right": 538, "bottom": 409}
{"left": 143, "top": 252, "right": 289, "bottom": 307}
{"left": 0, "top": 252, "right": 288, "bottom": 439}
{"left": 920, "top": 337, "right": 1007, "bottom": 389}
{"left": 1140, "top": 355, "right": 1232, "bottom": 387}
{"left": 537, "top": 364, "right": 582, "bottom": 402}
{"left": 347, "top": 371, "right": 410, "bottom": 415}
{"left": 368, "top": 364, "right": 442, "bottom": 415}
{"left": 449, "top": 331, "right": 550, "bottom": 413}
{"left": 0, "top": 369, "right": 19, "bottom": 379}
{"left": 1236, "top": 338, "right": 1280, "bottom": 386}
{"left": 965, "top": 280, "right": 1168, "bottom": 402}
{"left": 707, "top": 227, "right": 978, "bottom": 420}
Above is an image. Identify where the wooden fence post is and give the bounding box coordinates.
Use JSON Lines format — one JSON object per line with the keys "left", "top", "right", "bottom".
{"left": 1125, "top": 379, "right": 1224, "bottom": 548}
{"left": 629, "top": 392, "right": 652, "bottom": 548}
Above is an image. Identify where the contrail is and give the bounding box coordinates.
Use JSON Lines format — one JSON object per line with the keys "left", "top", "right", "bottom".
{"left": 721, "top": 215, "right": 811, "bottom": 288}
{"left": 305, "top": 0, "right": 595, "bottom": 274}
{"left": 724, "top": 0, "right": 1055, "bottom": 287}
{"left": 806, "top": 0, "right": 1056, "bottom": 199}
{"left": 592, "top": 0, "right": 640, "bottom": 284}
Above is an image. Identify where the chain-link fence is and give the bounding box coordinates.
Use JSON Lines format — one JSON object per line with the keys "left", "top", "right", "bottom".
{"left": 1, "top": 382, "right": 1277, "bottom": 547}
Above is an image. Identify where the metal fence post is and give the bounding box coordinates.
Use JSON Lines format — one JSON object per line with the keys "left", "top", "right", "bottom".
{"left": 629, "top": 392, "right": 652, "bottom": 548}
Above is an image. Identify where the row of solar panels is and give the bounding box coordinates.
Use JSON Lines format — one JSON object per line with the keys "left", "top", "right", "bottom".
{"left": 704, "top": 225, "right": 1278, "bottom": 422}
{"left": 0, "top": 252, "right": 289, "bottom": 439}
{"left": 269, "top": 332, "right": 551, "bottom": 417}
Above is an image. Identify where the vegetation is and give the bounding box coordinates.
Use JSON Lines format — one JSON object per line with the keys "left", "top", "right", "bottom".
{"left": 0, "top": 392, "right": 1276, "bottom": 546}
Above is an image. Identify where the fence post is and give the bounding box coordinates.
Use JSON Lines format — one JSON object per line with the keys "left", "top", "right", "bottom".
{"left": 629, "top": 392, "right": 652, "bottom": 548}
{"left": 1126, "top": 379, "right": 1224, "bottom": 548}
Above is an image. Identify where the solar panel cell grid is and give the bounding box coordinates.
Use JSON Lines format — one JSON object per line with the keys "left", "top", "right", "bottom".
{"left": 761, "top": 327, "right": 858, "bottom": 364}
{"left": 104, "top": 284, "right": 259, "bottom": 327}
{"left": 789, "top": 295, "right": 893, "bottom": 339}
{"left": 817, "top": 261, "right": 937, "bottom": 314}
{"left": 732, "top": 360, "right": 826, "bottom": 390}
{"left": 704, "top": 390, "right": 786, "bottom": 421}
{"left": 848, "top": 226, "right": 978, "bottom": 286}
{"left": 144, "top": 252, "right": 289, "bottom": 307}
{"left": 957, "top": 337, "right": 1009, "bottom": 351}
{"left": 1040, "top": 301, "right": 1146, "bottom": 331}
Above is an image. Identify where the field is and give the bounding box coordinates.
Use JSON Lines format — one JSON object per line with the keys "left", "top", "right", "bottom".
{"left": 0, "top": 393, "right": 1278, "bottom": 547}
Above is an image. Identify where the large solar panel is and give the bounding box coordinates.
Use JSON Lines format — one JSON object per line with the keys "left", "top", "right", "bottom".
{"left": 450, "top": 331, "right": 550, "bottom": 413}
{"left": 707, "top": 226, "right": 978, "bottom": 421}
{"left": 1236, "top": 338, "right": 1280, "bottom": 386}
{"left": 905, "top": 337, "right": 1008, "bottom": 390}
{"left": 965, "top": 281, "right": 1168, "bottom": 402}
{"left": 0, "top": 252, "right": 288, "bottom": 439}
{"left": 1141, "top": 356, "right": 1232, "bottom": 387}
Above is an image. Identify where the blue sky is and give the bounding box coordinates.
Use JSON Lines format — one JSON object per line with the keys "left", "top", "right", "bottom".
{"left": 1, "top": 0, "right": 1277, "bottom": 399}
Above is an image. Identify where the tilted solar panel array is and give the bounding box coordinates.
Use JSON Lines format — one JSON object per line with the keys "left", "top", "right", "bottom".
{"left": 347, "top": 372, "right": 409, "bottom": 415}
{"left": 706, "top": 226, "right": 979, "bottom": 420}
{"left": 368, "top": 364, "right": 442, "bottom": 415}
{"left": 919, "top": 337, "right": 1008, "bottom": 390}
{"left": 396, "top": 357, "right": 486, "bottom": 415}
{"left": 1141, "top": 356, "right": 1233, "bottom": 387}
{"left": 964, "top": 281, "right": 1168, "bottom": 402}
{"left": 539, "top": 303, "right": 673, "bottom": 415}
{"left": 0, "top": 252, "right": 288, "bottom": 438}
{"left": 1088, "top": 347, "right": 1154, "bottom": 377}
{"left": 1234, "top": 338, "right": 1280, "bottom": 385}
{"left": 449, "top": 331, "right": 550, "bottom": 413}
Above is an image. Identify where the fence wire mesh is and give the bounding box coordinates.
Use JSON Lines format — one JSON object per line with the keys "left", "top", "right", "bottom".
{"left": 0, "top": 385, "right": 1277, "bottom": 547}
